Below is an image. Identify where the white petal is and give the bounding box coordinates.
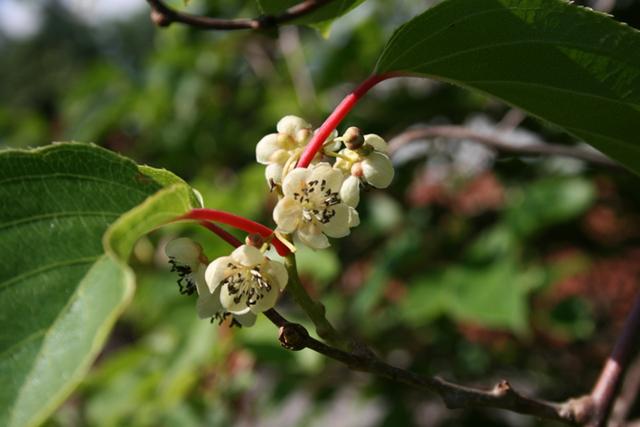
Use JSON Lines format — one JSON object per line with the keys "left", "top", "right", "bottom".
{"left": 193, "top": 264, "right": 208, "bottom": 295}
{"left": 281, "top": 168, "right": 309, "bottom": 196}
{"left": 265, "top": 162, "right": 284, "bottom": 185}
{"left": 309, "top": 162, "right": 343, "bottom": 192}
{"left": 364, "top": 134, "right": 389, "bottom": 153}
{"left": 277, "top": 115, "right": 311, "bottom": 136}
{"left": 196, "top": 286, "right": 223, "bottom": 319}
{"left": 249, "top": 284, "right": 279, "bottom": 313}
{"left": 165, "top": 238, "right": 202, "bottom": 270}
{"left": 233, "top": 311, "right": 257, "bottom": 327}
{"left": 204, "top": 256, "right": 232, "bottom": 293}
{"left": 340, "top": 175, "right": 361, "bottom": 207}
{"left": 320, "top": 203, "right": 351, "bottom": 238}
{"left": 323, "top": 136, "right": 342, "bottom": 153}
{"left": 296, "top": 223, "right": 330, "bottom": 249}
{"left": 348, "top": 207, "right": 360, "bottom": 227}
{"left": 273, "top": 196, "right": 301, "bottom": 233}
{"left": 265, "top": 259, "right": 288, "bottom": 290}
{"left": 220, "top": 284, "right": 249, "bottom": 313}
{"left": 231, "top": 245, "right": 264, "bottom": 267}
{"left": 362, "top": 152, "right": 394, "bottom": 188}
{"left": 256, "top": 133, "right": 280, "bottom": 164}
{"left": 295, "top": 128, "right": 312, "bottom": 145}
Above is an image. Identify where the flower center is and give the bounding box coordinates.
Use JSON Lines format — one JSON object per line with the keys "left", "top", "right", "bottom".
{"left": 223, "top": 263, "right": 272, "bottom": 307}
{"left": 293, "top": 179, "right": 341, "bottom": 224}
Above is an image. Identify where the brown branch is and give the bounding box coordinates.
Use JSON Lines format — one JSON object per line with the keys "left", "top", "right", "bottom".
{"left": 587, "top": 292, "right": 640, "bottom": 427}
{"left": 388, "top": 125, "right": 623, "bottom": 170}
{"left": 608, "top": 353, "right": 640, "bottom": 426}
{"left": 262, "top": 309, "right": 589, "bottom": 424}
{"left": 146, "top": 0, "right": 334, "bottom": 30}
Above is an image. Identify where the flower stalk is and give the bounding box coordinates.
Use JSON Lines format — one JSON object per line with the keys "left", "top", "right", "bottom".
{"left": 296, "top": 72, "right": 401, "bottom": 168}
{"left": 179, "top": 208, "right": 290, "bottom": 255}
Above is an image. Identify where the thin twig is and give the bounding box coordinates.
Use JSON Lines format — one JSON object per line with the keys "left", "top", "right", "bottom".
{"left": 388, "top": 125, "right": 622, "bottom": 170}
{"left": 588, "top": 292, "right": 640, "bottom": 426}
{"left": 146, "top": 0, "right": 334, "bottom": 30}
{"left": 262, "top": 308, "right": 590, "bottom": 425}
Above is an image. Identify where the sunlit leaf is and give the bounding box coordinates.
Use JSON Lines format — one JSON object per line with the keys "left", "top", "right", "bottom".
{"left": 376, "top": 0, "right": 640, "bottom": 174}
{"left": 0, "top": 143, "right": 198, "bottom": 427}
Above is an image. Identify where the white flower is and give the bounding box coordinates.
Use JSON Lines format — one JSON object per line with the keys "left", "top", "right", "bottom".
{"left": 165, "top": 239, "right": 269, "bottom": 327}
{"left": 335, "top": 134, "right": 394, "bottom": 207}
{"left": 256, "top": 116, "right": 340, "bottom": 186}
{"left": 204, "top": 245, "right": 288, "bottom": 319}
{"left": 273, "top": 162, "right": 358, "bottom": 249}
{"left": 256, "top": 116, "right": 313, "bottom": 186}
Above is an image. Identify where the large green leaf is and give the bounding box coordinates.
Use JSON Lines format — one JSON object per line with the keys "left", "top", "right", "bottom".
{"left": 0, "top": 143, "right": 198, "bottom": 427}
{"left": 256, "top": 0, "right": 365, "bottom": 25}
{"left": 375, "top": 0, "right": 640, "bottom": 174}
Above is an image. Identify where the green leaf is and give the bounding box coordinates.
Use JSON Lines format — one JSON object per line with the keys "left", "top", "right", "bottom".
{"left": 505, "top": 176, "right": 595, "bottom": 237}
{"left": 401, "top": 259, "right": 545, "bottom": 334}
{"left": 0, "top": 143, "right": 198, "bottom": 427}
{"left": 256, "top": 0, "right": 365, "bottom": 26}
{"left": 376, "top": 0, "right": 640, "bottom": 174}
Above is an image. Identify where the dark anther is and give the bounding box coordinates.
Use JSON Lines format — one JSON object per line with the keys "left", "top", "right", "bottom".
{"left": 278, "top": 323, "right": 309, "bottom": 351}
{"left": 169, "top": 258, "right": 196, "bottom": 295}
{"left": 211, "top": 312, "right": 243, "bottom": 328}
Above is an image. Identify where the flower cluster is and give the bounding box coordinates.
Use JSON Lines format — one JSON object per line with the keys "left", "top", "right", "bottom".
{"left": 167, "top": 116, "right": 394, "bottom": 327}
{"left": 257, "top": 117, "right": 394, "bottom": 249}
{"left": 166, "top": 238, "right": 288, "bottom": 327}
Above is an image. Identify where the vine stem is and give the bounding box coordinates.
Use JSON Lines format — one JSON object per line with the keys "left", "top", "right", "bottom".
{"left": 296, "top": 72, "right": 403, "bottom": 168}
{"left": 177, "top": 208, "right": 290, "bottom": 256}
{"left": 282, "top": 254, "right": 348, "bottom": 349}
{"left": 588, "top": 291, "right": 640, "bottom": 426}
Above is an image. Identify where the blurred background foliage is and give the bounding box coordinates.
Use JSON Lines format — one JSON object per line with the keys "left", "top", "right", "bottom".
{"left": 2, "top": 0, "right": 640, "bottom": 426}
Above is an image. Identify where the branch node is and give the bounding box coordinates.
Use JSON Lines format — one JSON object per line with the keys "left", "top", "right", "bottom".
{"left": 256, "top": 14, "right": 278, "bottom": 29}
{"left": 491, "top": 380, "right": 513, "bottom": 398}
{"left": 559, "top": 395, "right": 595, "bottom": 424}
{"left": 150, "top": 9, "right": 172, "bottom": 27}
{"left": 278, "top": 323, "right": 309, "bottom": 351}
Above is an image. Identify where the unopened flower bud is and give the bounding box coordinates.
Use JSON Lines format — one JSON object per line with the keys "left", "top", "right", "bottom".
{"left": 245, "top": 233, "right": 265, "bottom": 248}
{"left": 343, "top": 127, "right": 365, "bottom": 150}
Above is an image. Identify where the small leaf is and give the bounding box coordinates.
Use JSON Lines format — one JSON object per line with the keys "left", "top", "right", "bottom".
{"left": 402, "top": 259, "right": 545, "bottom": 334}
{"left": 376, "top": 0, "right": 640, "bottom": 174}
{"left": 505, "top": 177, "right": 595, "bottom": 237}
{"left": 0, "top": 143, "right": 198, "bottom": 427}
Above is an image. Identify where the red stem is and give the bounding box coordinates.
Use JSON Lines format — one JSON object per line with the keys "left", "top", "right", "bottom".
{"left": 296, "top": 72, "right": 403, "bottom": 168}
{"left": 178, "top": 208, "right": 290, "bottom": 256}
{"left": 198, "top": 221, "right": 242, "bottom": 247}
